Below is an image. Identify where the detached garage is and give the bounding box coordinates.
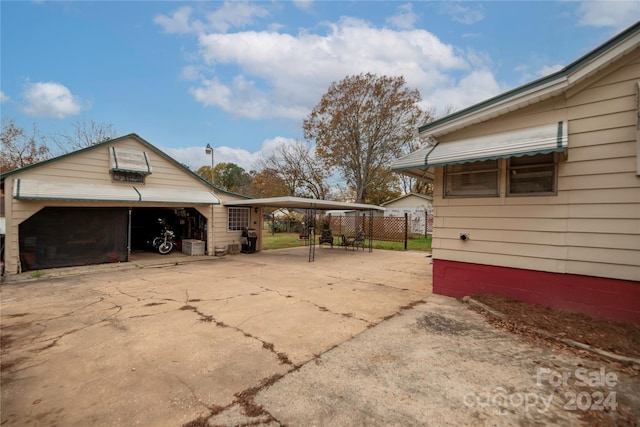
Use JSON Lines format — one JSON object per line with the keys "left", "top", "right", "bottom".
{"left": 1, "top": 134, "right": 252, "bottom": 274}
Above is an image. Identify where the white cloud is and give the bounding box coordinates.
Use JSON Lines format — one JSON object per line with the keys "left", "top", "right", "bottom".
{"left": 154, "top": 2, "right": 269, "bottom": 34}
{"left": 153, "top": 6, "right": 200, "bottom": 34}
{"left": 183, "top": 16, "right": 486, "bottom": 119}
{"left": 292, "top": 1, "right": 313, "bottom": 11}
{"left": 161, "top": 136, "right": 293, "bottom": 171}
{"left": 205, "top": 2, "right": 269, "bottom": 33}
{"left": 386, "top": 3, "right": 419, "bottom": 30}
{"left": 576, "top": 1, "right": 639, "bottom": 31}
{"left": 21, "top": 82, "right": 85, "bottom": 119}
{"left": 0, "top": 91, "right": 9, "bottom": 103}
{"left": 428, "top": 70, "right": 502, "bottom": 113}
{"left": 439, "top": 3, "right": 484, "bottom": 25}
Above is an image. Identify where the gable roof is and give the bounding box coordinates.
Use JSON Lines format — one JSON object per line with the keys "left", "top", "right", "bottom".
{"left": 0, "top": 133, "right": 251, "bottom": 200}
{"left": 381, "top": 193, "right": 432, "bottom": 207}
{"left": 419, "top": 21, "right": 640, "bottom": 139}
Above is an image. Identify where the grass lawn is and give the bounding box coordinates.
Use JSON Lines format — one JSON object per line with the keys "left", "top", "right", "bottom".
{"left": 261, "top": 232, "right": 431, "bottom": 252}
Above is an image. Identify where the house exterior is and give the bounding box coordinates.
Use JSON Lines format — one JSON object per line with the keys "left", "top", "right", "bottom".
{"left": 392, "top": 23, "right": 640, "bottom": 323}
{"left": 380, "top": 193, "right": 433, "bottom": 235}
{"left": 0, "top": 134, "right": 259, "bottom": 274}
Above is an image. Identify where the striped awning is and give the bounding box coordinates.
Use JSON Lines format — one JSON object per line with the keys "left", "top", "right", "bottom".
{"left": 13, "top": 179, "right": 220, "bottom": 205}
{"left": 392, "top": 122, "right": 567, "bottom": 177}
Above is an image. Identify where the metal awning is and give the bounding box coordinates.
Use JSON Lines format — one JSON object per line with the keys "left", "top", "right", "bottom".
{"left": 13, "top": 179, "right": 141, "bottom": 202}
{"left": 110, "top": 147, "right": 152, "bottom": 174}
{"left": 224, "top": 196, "right": 384, "bottom": 211}
{"left": 135, "top": 187, "right": 220, "bottom": 204}
{"left": 13, "top": 179, "right": 220, "bottom": 204}
{"left": 392, "top": 121, "right": 567, "bottom": 176}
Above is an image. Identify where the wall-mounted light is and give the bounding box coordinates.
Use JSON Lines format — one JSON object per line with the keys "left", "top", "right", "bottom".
{"left": 255, "top": 207, "right": 259, "bottom": 213}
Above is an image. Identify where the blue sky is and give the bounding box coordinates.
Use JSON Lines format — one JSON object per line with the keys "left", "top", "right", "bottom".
{"left": 1, "top": 1, "right": 638, "bottom": 172}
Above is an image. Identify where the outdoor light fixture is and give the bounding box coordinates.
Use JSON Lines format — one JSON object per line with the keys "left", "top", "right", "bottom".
{"left": 205, "top": 143, "right": 214, "bottom": 183}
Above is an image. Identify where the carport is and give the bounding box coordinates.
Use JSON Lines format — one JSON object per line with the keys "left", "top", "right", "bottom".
{"left": 224, "top": 196, "right": 384, "bottom": 261}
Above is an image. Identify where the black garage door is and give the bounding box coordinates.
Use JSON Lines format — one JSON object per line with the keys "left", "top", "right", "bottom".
{"left": 19, "top": 207, "right": 128, "bottom": 271}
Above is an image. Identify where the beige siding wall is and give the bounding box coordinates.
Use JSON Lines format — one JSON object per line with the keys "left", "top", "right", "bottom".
{"left": 431, "top": 51, "right": 640, "bottom": 282}
{"left": 3, "top": 136, "right": 246, "bottom": 273}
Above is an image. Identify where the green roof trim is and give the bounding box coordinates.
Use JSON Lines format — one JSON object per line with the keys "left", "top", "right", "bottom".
{"left": 419, "top": 21, "right": 640, "bottom": 134}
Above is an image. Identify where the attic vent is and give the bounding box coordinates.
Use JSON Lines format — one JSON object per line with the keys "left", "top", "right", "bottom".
{"left": 110, "top": 147, "right": 152, "bottom": 175}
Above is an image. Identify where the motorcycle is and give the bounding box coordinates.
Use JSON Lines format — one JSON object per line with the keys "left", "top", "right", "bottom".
{"left": 151, "top": 220, "right": 175, "bottom": 255}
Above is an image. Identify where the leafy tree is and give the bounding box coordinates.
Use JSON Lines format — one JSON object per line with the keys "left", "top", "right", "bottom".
{"left": 303, "top": 73, "right": 425, "bottom": 203}
{"left": 211, "top": 162, "right": 253, "bottom": 194}
{"left": 1, "top": 118, "right": 50, "bottom": 172}
{"left": 366, "top": 168, "right": 402, "bottom": 205}
{"left": 261, "top": 139, "right": 330, "bottom": 199}
{"left": 249, "top": 168, "right": 290, "bottom": 198}
{"left": 53, "top": 119, "right": 117, "bottom": 153}
{"left": 196, "top": 165, "right": 214, "bottom": 183}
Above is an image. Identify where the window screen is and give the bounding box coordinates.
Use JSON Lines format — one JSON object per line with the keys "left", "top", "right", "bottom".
{"left": 508, "top": 153, "right": 556, "bottom": 195}
{"left": 444, "top": 160, "right": 499, "bottom": 197}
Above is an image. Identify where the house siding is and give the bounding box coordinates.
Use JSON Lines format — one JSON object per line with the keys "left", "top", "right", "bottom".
{"left": 431, "top": 49, "right": 640, "bottom": 285}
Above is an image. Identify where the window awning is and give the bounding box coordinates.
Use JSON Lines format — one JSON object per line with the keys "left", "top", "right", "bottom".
{"left": 392, "top": 122, "right": 567, "bottom": 176}
{"left": 135, "top": 187, "right": 220, "bottom": 204}
{"left": 13, "top": 179, "right": 221, "bottom": 205}
{"left": 110, "top": 147, "right": 152, "bottom": 175}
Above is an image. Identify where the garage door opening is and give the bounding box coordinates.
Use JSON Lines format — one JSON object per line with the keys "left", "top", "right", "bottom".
{"left": 130, "top": 207, "right": 207, "bottom": 255}
{"left": 19, "top": 207, "right": 128, "bottom": 272}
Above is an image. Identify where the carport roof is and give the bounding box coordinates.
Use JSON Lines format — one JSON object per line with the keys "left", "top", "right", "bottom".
{"left": 224, "top": 196, "right": 384, "bottom": 211}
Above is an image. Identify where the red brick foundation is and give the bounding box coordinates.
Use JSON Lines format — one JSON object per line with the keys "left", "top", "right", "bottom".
{"left": 433, "top": 259, "right": 640, "bottom": 324}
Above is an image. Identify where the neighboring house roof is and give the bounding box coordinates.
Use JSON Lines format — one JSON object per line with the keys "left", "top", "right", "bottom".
{"left": 392, "top": 21, "right": 640, "bottom": 177}
{"left": 0, "top": 133, "right": 252, "bottom": 200}
{"left": 381, "top": 193, "right": 432, "bottom": 207}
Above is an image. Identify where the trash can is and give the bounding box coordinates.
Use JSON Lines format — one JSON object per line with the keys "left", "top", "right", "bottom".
{"left": 241, "top": 228, "right": 258, "bottom": 254}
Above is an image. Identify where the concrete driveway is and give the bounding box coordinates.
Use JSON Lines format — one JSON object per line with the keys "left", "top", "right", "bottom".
{"left": 1, "top": 247, "right": 431, "bottom": 426}
{"left": 2, "top": 247, "right": 639, "bottom": 426}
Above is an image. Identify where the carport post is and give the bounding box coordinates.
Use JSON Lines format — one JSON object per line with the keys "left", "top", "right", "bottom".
{"left": 404, "top": 213, "right": 408, "bottom": 250}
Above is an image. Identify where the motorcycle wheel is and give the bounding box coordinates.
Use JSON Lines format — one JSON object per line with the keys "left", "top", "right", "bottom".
{"left": 152, "top": 237, "right": 163, "bottom": 247}
{"left": 158, "top": 241, "right": 174, "bottom": 254}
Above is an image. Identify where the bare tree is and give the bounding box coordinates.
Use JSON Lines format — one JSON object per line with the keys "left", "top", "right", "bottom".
{"left": 1, "top": 118, "right": 50, "bottom": 172}
{"left": 261, "top": 139, "right": 330, "bottom": 199}
{"left": 53, "top": 119, "right": 117, "bottom": 152}
{"left": 303, "top": 73, "right": 424, "bottom": 203}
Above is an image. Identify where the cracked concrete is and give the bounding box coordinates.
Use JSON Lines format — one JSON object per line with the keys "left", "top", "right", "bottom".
{"left": 1, "top": 247, "right": 431, "bottom": 426}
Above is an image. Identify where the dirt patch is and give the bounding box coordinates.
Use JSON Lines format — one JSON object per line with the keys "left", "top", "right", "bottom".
{"left": 469, "top": 294, "right": 640, "bottom": 360}
{"left": 416, "top": 313, "right": 483, "bottom": 336}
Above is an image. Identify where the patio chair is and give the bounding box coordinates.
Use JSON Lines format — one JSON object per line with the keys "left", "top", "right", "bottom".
{"left": 344, "top": 230, "right": 366, "bottom": 251}
{"left": 319, "top": 229, "right": 334, "bottom": 248}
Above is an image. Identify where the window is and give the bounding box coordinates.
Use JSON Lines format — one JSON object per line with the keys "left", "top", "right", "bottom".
{"left": 444, "top": 160, "right": 499, "bottom": 197}
{"left": 112, "top": 171, "right": 145, "bottom": 183}
{"left": 508, "top": 153, "right": 556, "bottom": 195}
{"left": 228, "top": 207, "right": 250, "bottom": 231}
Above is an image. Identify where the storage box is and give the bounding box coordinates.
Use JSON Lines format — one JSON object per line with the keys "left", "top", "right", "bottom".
{"left": 182, "top": 239, "right": 205, "bottom": 256}
{"left": 228, "top": 243, "right": 241, "bottom": 255}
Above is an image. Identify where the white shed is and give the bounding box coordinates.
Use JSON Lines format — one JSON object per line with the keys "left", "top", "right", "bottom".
{"left": 380, "top": 193, "right": 433, "bottom": 235}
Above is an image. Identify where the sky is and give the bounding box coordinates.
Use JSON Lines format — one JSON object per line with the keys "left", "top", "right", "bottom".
{"left": 1, "top": 1, "right": 638, "bottom": 172}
